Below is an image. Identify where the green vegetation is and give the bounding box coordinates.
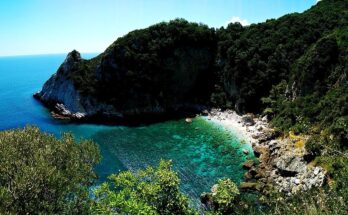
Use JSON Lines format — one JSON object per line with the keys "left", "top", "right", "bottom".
{"left": 0, "top": 127, "right": 195, "bottom": 214}
{"left": 209, "top": 179, "right": 240, "bottom": 214}
{"left": 71, "top": 19, "right": 217, "bottom": 110}
{"left": 9, "top": 0, "right": 348, "bottom": 213}
{"left": 60, "top": 0, "right": 347, "bottom": 115}
{"left": 215, "top": 0, "right": 348, "bottom": 112}
{"left": 91, "top": 160, "right": 195, "bottom": 215}
{"left": 0, "top": 126, "right": 101, "bottom": 214}
{"left": 0, "top": 123, "right": 347, "bottom": 214}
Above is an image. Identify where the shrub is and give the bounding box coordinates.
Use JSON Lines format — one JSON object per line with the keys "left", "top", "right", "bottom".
{"left": 210, "top": 179, "right": 240, "bottom": 214}
{"left": 91, "top": 160, "right": 196, "bottom": 215}
{"left": 0, "top": 126, "right": 101, "bottom": 214}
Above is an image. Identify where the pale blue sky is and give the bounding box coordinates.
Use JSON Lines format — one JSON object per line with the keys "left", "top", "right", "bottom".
{"left": 0, "top": 0, "right": 319, "bottom": 56}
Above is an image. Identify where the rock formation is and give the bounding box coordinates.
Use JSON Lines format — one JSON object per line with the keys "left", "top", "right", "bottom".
{"left": 34, "top": 20, "right": 217, "bottom": 123}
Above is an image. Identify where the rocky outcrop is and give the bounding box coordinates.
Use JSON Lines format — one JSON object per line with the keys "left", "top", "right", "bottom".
{"left": 34, "top": 50, "right": 84, "bottom": 113}
{"left": 35, "top": 47, "right": 214, "bottom": 122}
{"left": 241, "top": 114, "right": 255, "bottom": 126}
{"left": 35, "top": 21, "right": 217, "bottom": 123}
{"left": 206, "top": 109, "right": 326, "bottom": 195}
{"left": 34, "top": 51, "right": 120, "bottom": 121}
{"left": 239, "top": 182, "right": 263, "bottom": 191}
{"left": 244, "top": 117, "right": 327, "bottom": 195}
{"left": 242, "top": 160, "right": 255, "bottom": 169}
{"left": 275, "top": 154, "right": 306, "bottom": 176}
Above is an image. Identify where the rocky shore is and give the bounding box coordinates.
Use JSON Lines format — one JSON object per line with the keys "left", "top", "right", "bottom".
{"left": 204, "top": 108, "right": 326, "bottom": 196}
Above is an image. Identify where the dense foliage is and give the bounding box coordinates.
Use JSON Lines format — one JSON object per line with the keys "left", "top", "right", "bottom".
{"left": 209, "top": 179, "right": 240, "bottom": 214}
{"left": 62, "top": 0, "right": 347, "bottom": 116}
{"left": 0, "top": 126, "right": 101, "bottom": 214}
{"left": 215, "top": 0, "right": 348, "bottom": 112}
{"left": 71, "top": 19, "right": 217, "bottom": 111}
{"left": 91, "top": 160, "right": 195, "bottom": 214}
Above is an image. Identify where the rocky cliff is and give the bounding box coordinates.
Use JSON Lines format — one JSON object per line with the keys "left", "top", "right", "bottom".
{"left": 35, "top": 0, "right": 348, "bottom": 124}
{"left": 34, "top": 20, "right": 217, "bottom": 123}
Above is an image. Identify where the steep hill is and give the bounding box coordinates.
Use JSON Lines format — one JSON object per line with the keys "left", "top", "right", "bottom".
{"left": 35, "top": 0, "right": 347, "bottom": 124}
{"left": 35, "top": 19, "right": 217, "bottom": 123}
{"left": 215, "top": 0, "right": 348, "bottom": 112}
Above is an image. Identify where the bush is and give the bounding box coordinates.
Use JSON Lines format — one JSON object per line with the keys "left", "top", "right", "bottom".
{"left": 91, "top": 160, "right": 196, "bottom": 214}
{"left": 211, "top": 179, "right": 240, "bottom": 214}
{"left": 0, "top": 126, "right": 101, "bottom": 214}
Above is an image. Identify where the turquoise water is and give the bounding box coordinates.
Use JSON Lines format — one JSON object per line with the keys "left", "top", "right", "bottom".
{"left": 0, "top": 54, "right": 253, "bottom": 204}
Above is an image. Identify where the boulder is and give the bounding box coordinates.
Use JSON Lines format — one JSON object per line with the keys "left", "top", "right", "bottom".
{"left": 241, "top": 114, "right": 255, "bottom": 126}
{"left": 253, "top": 146, "right": 268, "bottom": 158}
{"left": 242, "top": 160, "right": 255, "bottom": 169}
{"left": 294, "top": 178, "right": 301, "bottom": 185}
{"left": 185, "top": 118, "right": 193, "bottom": 123}
{"left": 313, "top": 167, "right": 320, "bottom": 175}
{"left": 256, "top": 128, "right": 279, "bottom": 142}
{"left": 257, "top": 125, "right": 264, "bottom": 131}
{"left": 244, "top": 171, "right": 253, "bottom": 180}
{"left": 254, "top": 170, "right": 265, "bottom": 179}
{"left": 248, "top": 167, "right": 259, "bottom": 177}
{"left": 239, "top": 182, "right": 263, "bottom": 191}
{"left": 261, "top": 115, "right": 269, "bottom": 123}
{"left": 276, "top": 154, "right": 306, "bottom": 176}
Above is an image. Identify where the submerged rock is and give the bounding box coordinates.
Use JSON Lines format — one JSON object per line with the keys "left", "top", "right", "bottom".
{"left": 242, "top": 160, "right": 255, "bottom": 169}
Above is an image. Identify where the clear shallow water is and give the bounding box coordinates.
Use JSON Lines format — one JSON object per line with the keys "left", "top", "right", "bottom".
{"left": 0, "top": 54, "right": 253, "bottom": 204}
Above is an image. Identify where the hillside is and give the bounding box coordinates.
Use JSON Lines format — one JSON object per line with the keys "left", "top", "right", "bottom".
{"left": 35, "top": 20, "right": 217, "bottom": 123}
{"left": 35, "top": 0, "right": 347, "bottom": 121}
{"left": 215, "top": 0, "right": 347, "bottom": 113}
{"left": 29, "top": 0, "right": 348, "bottom": 213}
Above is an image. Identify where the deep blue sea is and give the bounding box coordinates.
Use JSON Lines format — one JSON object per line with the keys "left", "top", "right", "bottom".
{"left": 0, "top": 54, "right": 253, "bottom": 204}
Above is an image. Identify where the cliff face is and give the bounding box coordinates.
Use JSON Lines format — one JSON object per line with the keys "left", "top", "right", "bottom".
{"left": 38, "top": 51, "right": 84, "bottom": 113}
{"left": 34, "top": 20, "right": 217, "bottom": 122}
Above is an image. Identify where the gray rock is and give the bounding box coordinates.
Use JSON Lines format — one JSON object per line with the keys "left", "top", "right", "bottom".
{"left": 257, "top": 125, "right": 263, "bottom": 131}
{"left": 241, "top": 114, "right": 255, "bottom": 126}
{"left": 294, "top": 178, "right": 301, "bottom": 185}
{"left": 314, "top": 167, "right": 320, "bottom": 175}
{"left": 261, "top": 115, "right": 269, "bottom": 122}
{"left": 276, "top": 154, "right": 306, "bottom": 176}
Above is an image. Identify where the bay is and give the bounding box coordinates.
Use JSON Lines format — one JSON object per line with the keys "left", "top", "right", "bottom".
{"left": 0, "top": 54, "right": 253, "bottom": 204}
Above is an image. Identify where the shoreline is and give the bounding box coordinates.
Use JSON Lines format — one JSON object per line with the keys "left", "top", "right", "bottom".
{"left": 204, "top": 108, "right": 265, "bottom": 146}
{"left": 201, "top": 108, "right": 326, "bottom": 196}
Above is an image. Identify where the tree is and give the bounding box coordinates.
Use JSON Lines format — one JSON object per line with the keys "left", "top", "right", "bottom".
{"left": 91, "top": 160, "right": 196, "bottom": 215}
{"left": 211, "top": 179, "right": 240, "bottom": 214}
{"left": 0, "top": 126, "right": 101, "bottom": 214}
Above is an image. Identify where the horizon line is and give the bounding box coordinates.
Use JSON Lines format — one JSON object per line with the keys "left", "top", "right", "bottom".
{"left": 0, "top": 52, "right": 102, "bottom": 58}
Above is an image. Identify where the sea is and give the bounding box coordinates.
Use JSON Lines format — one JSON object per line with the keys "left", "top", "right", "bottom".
{"left": 0, "top": 53, "right": 253, "bottom": 205}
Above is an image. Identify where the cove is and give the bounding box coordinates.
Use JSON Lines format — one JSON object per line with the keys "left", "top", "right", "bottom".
{"left": 0, "top": 54, "right": 253, "bottom": 204}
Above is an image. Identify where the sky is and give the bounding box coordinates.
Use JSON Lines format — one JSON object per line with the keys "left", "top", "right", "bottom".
{"left": 0, "top": 0, "right": 320, "bottom": 56}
